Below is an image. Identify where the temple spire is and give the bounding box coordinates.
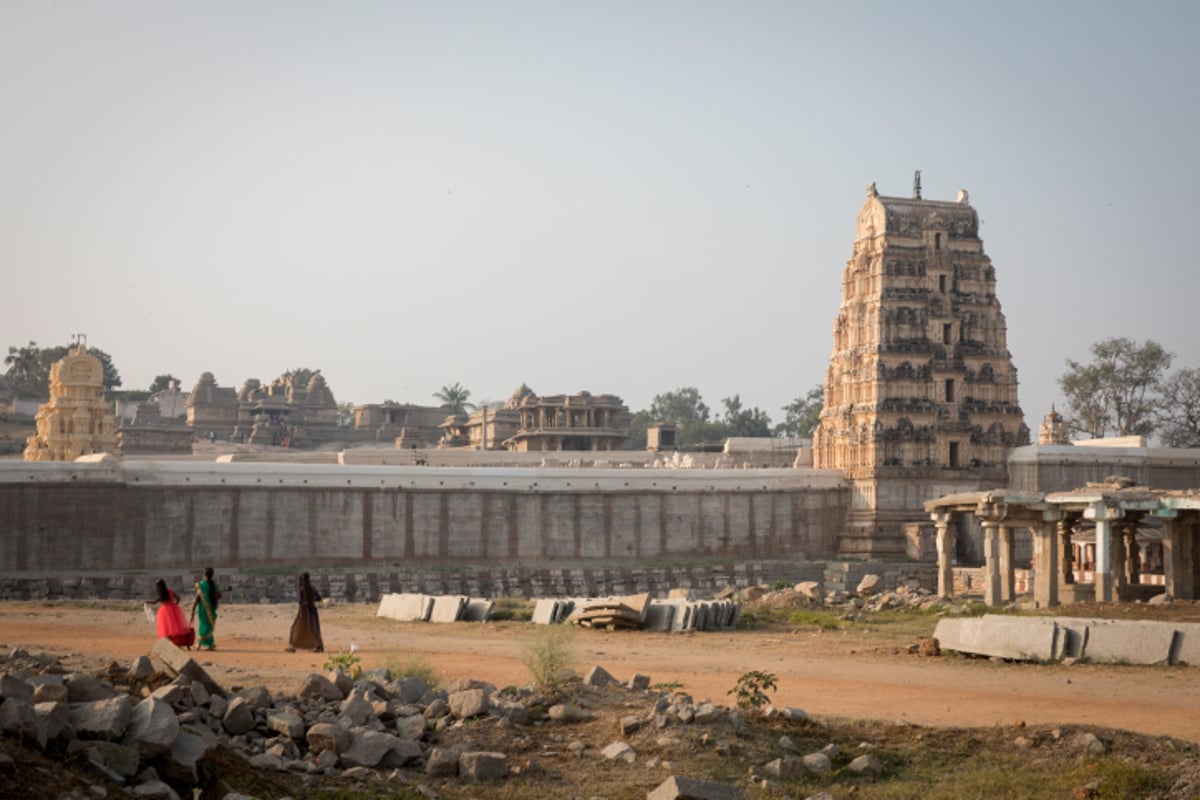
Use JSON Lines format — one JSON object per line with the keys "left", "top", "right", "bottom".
{"left": 913, "top": 170, "right": 922, "bottom": 200}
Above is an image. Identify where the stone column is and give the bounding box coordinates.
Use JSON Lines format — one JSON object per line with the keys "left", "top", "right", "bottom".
{"left": 1084, "top": 502, "right": 1122, "bottom": 603}
{"left": 1121, "top": 518, "right": 1140, "bottom": 585}
{"left": 932, "top": 512, "right": 955, "bottom": 598}
{"left": 1162, "top": 516, "right": 1182, "bottom": 599}
{"left": 1033, "top": 513, "right": 1061, "bottom": 608}
{"left": 1058, "top": 518, "right": 1075, "bottom": 584}
{"left": 981, "top": 519, "right": 1001, "bottom": 606}
{"left": 999, "top": 524, "right": 1015, "bottom": 603}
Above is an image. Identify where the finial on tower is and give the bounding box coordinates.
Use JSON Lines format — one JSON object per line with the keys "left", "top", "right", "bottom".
{"left": 866, "top": 181, "right": 878, "bottom": 198}
{"left": 957, "top": 188, "right": 969, "bottom": 204}
{"left": 912, "top": 170, "right": 922, "bottom": 200}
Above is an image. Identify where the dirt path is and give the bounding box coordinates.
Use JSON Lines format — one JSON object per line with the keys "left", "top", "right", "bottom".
{"left": 4, "top": 602, "right": 1200, "bottom": 744}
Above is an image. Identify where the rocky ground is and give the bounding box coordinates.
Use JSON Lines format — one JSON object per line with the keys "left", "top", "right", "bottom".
{"left": 4, "top": 591, "right": 1200, "bottom": 799}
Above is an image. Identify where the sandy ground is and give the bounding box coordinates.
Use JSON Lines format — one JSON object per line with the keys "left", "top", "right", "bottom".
{"left": 4, "top": 601, "right": 1200, "bottom": 744}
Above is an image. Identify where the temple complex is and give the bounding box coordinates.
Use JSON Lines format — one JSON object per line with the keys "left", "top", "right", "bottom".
{"left": 813, "top": 178, "right": 1029, "bottom": 555}
{"left": 23, "top": 343, "right": 118, "bottom": 461}
{"left": 436, "top": 386, "right": 631, "bottom": 451}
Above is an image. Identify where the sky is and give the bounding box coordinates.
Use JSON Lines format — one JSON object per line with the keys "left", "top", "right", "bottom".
{"left": 3, "top": 1, "right": 1198, "bottom": 426}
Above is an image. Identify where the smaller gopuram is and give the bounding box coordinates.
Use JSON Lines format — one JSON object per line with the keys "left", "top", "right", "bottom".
{"left": 24, "top": 343, "right": 118, "bottom": 461}
{"left": 186, "top": 372, "right": 239, "bottom": 439}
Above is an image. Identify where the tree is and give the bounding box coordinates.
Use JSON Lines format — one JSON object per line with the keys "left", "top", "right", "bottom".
{"left": 336, "top": 401, "right": 356, "bottom": 428}
{"left": 776, "top": 385, "right": 824, "bottom": 438}
{"left": 433, "top": 382, "right": 474, "bottom": 415}
{"left": 149, "top": 374, "right": 180, "bottom": 393}
{"left": 4, "top": 341, "right": 122, "bottom": 396}
{"left": 4, "top": 341, "right": 41, "bottom": 394}
{"left": 721, "top": 394, "right": 773, "bottom": 437}
{"left": 286, "top": 367, "right": 315, "bottom": 388}
{"left": 1158, "top": 368, "right": 1200, "bottom": 448}
{"left": 648, "top": 387, "right": 710, "bottom": 425}
{"left": 1058, "top": 337, "right": 1172, "bottom": 439}
{"left": 627, "top": 410, "right": 653, "bottom": 450}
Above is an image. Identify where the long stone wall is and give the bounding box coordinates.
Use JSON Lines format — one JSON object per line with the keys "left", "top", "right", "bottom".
{"left": 1009, "top": 444, "right": 1200, "bottom": 493}
{"left": 0, "top": 459, "right": 849, "bottom": 575}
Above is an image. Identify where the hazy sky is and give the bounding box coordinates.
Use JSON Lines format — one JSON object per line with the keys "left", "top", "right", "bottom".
{"left": 3, "top": 2, "right": 1198, "bottom": 426}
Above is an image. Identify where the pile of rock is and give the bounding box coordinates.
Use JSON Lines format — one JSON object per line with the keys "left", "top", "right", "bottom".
{"left": 533, "top": 593, "right": 741, "bottom": 633}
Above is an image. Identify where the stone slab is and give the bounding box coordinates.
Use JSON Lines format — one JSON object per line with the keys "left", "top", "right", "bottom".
{"left": 1173, "top": 622, "right": 1200, "bottom": 666}
{"left": 376, "top": 593, "right": 433, "bottom": 622}
{"left": 461, "top": 598, "right": 494, "bottom": 622}
{"left": 933, "top": 616, "right": 1057, "bottom": 661}
{"left": 531, "top": 599, "right": 561, "bottom": 626}
{"left": 429, "top": 595, "right": 468, "bottom": 624}
{"left": 1077, "top": 619, "right": 1176, "bottom": 665}
{"left": 643, "top": 602, "right": 675, "bottom": 632}
{"left": 149, "top": 638, "right": 227, "bottom": 699}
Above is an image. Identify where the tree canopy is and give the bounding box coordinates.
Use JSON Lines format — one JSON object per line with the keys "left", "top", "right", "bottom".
{"left": 433, "top": 382, "right": 474, "bottom": 415}
{"left": 1158, "top": 368, "right": 1200, "bottom": 448}
{"left": 1058, "top": 337, "right": 1172, "bottom": 439}
{"left": 776, "top": 385, "right": 824, "bottom": 438}
{"left": 149, "top": 374, "right": 180, "bottom": 393}
{"left": 4, "top": 340, "right": 122, "bottom": 396}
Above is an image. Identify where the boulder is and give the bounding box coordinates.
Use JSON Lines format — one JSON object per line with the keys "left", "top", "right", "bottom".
{"left": 847, "top": 753, "right": 882, "bottom": 776}
{"left": 584, "top": 665, "right": 618, "bottom": 687}
{"left": 459, "top": 751, "right": 508, "bottom": 781}
{"left": 389, "top": 676, "right": 429, "bottom": 704}
{"left": 266, "top": 710, "right": 306, "bottom": 740}
{"left": 128, "top": 656, "right": 156, "bottom": 680}
{"left": 425, "top": 746, "right": 461, "bottom": 777}
{"left": 648, "top": 775, "right": 743, "bottom": 800}
{"left": 802, "top": 752, "right": 832, "bottom": 775}
{"left": 602, "top": 741, "right": 636, "bottom": 764}
{"left": 0, "top": 697, "right": 46, "bottom": 748}
{"left": 395, "top": 714, "right": 426, "bottom": 741}
{"left": 0, "top": 673, "right": 34, "bottom": 703}
{"left": 149, "top": 639, "right": 227, "bottom": 699}
{"left": 306, "top": 722, "right": 351, "bottom": 755}
{"left": 856, "top": 574, "right": 881, "bottom": 596}
{"left": 448, "top": 688, "right": 489, "bottom": 719}
{"left": 65, "top": 673, "right": 117, "bottom": 702}
{"left": 222, "top": 696, "right": 257, "bottom": 735}
{"left": 69, "top": 695, "right": 135, "bottom": 741}
{"left": 297, "top": 673, "right": 343, "bottom": 702}
{"left": 35, "top": 700, "right": 69, "bottom": 744}
{"left": 125, "top": 697, "right": 180, "bottom": 757}
{"left": 30, "top": 676, "right": 68, "bottom": 704}
{"left": 159, "top": 725, "right": 217, "bottom": 786}
{"left": 339, "top": 686, "right": 376, "bottom": 726}
{"left": 340, "top": 729, "right": 422, "bottom": 768}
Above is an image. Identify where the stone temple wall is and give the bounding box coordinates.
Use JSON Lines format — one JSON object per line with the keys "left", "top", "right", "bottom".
{"left": 0, "top": 460, "right": 849, "bottom": 577}
{"left": 1008, "top": 445, "right": 1200, "bottom": 493}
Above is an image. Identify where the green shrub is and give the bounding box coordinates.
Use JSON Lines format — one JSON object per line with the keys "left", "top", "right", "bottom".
{"left": 383, "top": 654, "right": 438, "bottom": 689}
{"left": 323, "top": 646, "right": 362, "bottom": 679}
{"left": 727, "top": 669, "right": 777, "bottom": 711}
{"left": 521, "top": 624, "right": 575, "bottom": 687}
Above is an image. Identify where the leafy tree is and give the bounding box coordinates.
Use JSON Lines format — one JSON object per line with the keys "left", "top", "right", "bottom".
{"left": 4, "top": 341, "right": 122, "bottom": 396}
{"left": 149, "top": 374, "right": 180, "bottom": 393}
{"left": 648, "top": 387, "right": 710, "bottom": 425}
{"left": 776, "top": 385, "right": 824, "bottom": 438}
{"left": 336, "top": 401, "right": 356, "bottom": 428}
{"left": 3, "top": 341, "right": 41, "bottom": 394}
{"left": 433, "top": 382, "right": 474, "bottom": 415}
{"left": 1158, "top": 368, "right": 1200, "bottom": 448}
{"left": 721, "top": 394, "right": 773, "bottom": 437}
{"left": 627, "top": 410, "right": 653, "bottom": 450}
{"left": 1058, "top": 338, "right": 1172, "bottom": 439}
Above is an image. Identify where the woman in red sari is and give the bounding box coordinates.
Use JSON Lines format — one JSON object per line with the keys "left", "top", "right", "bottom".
{"left": 152, "top": 579, "right": 194, "bottom": 649}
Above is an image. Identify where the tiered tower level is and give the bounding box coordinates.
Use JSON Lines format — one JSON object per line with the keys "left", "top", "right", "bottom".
{"left": 813, "top": 182, "right": 1028, "bottom": 553}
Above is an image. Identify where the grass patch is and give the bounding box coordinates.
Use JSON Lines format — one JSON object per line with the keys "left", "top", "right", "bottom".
{"left": 379, "top": 654, "right": 439, "bottom": 689}
{"left": 489, "top": 596, "right": 533, "bottom": 622}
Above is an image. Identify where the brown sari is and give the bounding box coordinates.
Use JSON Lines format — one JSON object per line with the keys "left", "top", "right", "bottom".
{"left": 288, "top": 581, "right": 324, "bottom": 652}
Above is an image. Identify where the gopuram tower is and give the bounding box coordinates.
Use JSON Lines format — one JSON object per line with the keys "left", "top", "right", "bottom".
{"left": 813, "top": 176, "right": 1029, "bottom": 556}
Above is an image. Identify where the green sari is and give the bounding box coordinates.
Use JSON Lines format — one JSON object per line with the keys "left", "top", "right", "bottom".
{"left": 195, "top": 579, "right": 219, "bottom": 649}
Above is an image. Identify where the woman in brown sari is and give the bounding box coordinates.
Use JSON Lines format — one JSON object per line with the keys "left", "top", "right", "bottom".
{"left": 286, "top": 572, "right": 324, "bottom": 653}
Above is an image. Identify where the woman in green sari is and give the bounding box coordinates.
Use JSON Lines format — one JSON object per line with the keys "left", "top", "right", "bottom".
{"left": 191, "top": 566, "right": 221, "bottom": 650}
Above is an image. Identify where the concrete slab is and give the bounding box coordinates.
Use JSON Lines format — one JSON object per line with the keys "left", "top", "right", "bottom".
{"left": 376, "top": 593, "right": 433, "bottom": 622}
{"left": 531, "top": 599, "right": 560, "bottom": 625}
{"left": 643, "top": 602, "right": 675, "bottom": 632}
{"left": 1080, "top": 619, "right": 1176, "bottom": 665}
{"left": 429, "top": 595, "right": 468, "bottom": 624}
{"left": 934, "top": 616, "right": 1057, "bottom": 661}
{"left": 461, "top": 598, "right": 494, "bottom": 622}
{"left": 1173, "top": 622, "right": 1200, "bottom": 665}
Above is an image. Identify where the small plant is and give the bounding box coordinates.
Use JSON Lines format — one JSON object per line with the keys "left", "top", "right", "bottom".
{"left": 771, "top": 579, "right": 792, "bottom": 591}
{"left": 521, "top": 624, "right": 575, "bottom": 687}
{"left": 727, "top": 669, "right": 778, "bottom": 711}
{"left": 650, "top": 680, "right": 684, "bottom": 692}
{"left": 323, "top": 643, "right": 362, "bottom": 679}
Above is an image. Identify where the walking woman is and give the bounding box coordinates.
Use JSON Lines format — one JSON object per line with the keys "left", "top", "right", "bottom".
{"left": 191, "top": 566, "right": 221, "bottom": 650}
{"left": 151, "top": 578, "right": 195, "bottom": 649}
{"left": 286, "top": 572, "right": 325, "bottom": 653}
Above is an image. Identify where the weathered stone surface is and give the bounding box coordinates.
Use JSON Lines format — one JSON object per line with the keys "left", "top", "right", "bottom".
{"left": 297, "top": 673, "right": 343, "bottom": 701}
{"left": 2, "top": 674, "right": 35, "bottom": 703}
{"left": 128, "top": 655, "right": 156, "bottom": 679}
{"left": 377, "top": 593, "right": 434, "bottom": 622}
{"left": 390, "top": 676, "right": 429, "bottom": 704}
{"left": 856, "top": 574, "right": 881, "bottom": 596}
{"left": 1081, "top": 619, "right": 1176, "bottom": 665}
{"left": 448, "top": 688, "right": 489, "bottom": 719}
{"left": 648, "top": 775, "right": 743, "bottom": 800}
{"left": 69, "top": 695, "right": 134, "bottom": 741}
{"left": 548, "top": 703, "right": 590, "bottom": 723}
{"left": 248, "top": 752, "right": 286, "bottom": 771}
{"left": 760, "top": 757, "right": 805, "bottom": 779}
{"left": 208, "top": 694, "right": 228, "bottom": 719}
{"left": 239, "top": 685, "right": 273, "bottom": 709}
{"left": 189, "top": 682, "right": 210, "bottom": 707}
{"left": 222, "top": 696, "right": 257, "bottom": 735}
{"left": 585, "top": 665, "right": 618, "bottom": 687}
{"left": 628, "top": 673, "right": 651, "bottom": 691}
{"left": 802, "top": 752, "right": 832, "bottom": 775}
{"left": 461, "top": 598, "right": 495, "bottom": 622}
{"left": 425, "top": 746, "right": 460, "bottom": 777}
{"left": 66, "top": 673, "right": 117, "bottom": 702}
{"left": 149, "top": 639, "right": 227, "bottom": 699}
{"left": 692, "top": 702, "right": 721, "bottom": 724}
{"left": 340, "top": 729, "right": 421, "bottom": 768}
{"left": 602, "top": 741, "right": 636, "bottom": 763}
{"left": 34, "top": 700, "right": 68, "bottom": 743}
{"left": 429, "top": 595, "right": 468, "bottom": 623}
{"left": 395, "top": 714, "right": 427, "bottom": 741}
{"left": 150, "top": 680, "right": 192, "bottom": 708}
{"left": 0, "top": 697, "right": 45, "bottom": 748}
{"left": 620, "top": 714, "right": 647, "bottom": 736}
{"left": 340, "top": 687, "right": 376, "bottom": 726}
{"left": 847, "top": 753, "right": 882, "bottom": 776}
{"left": 267, "top": 710, "right": 306, "bottom": 739}
{"left": 70, "top": 739, "right": 142, "bottom": 777}
{"left": 794, "top": 581, "right": 821, "bottom": 600}
{"left": 329, "top": 670, "right": 355, "bottom": 697}
{"left": 459, "top": 750, "right": 508, "bottom": 781}
{"left": 130, "top": 779, "right": 181, "bottom": 799}
{"left": 933, "top": 616, "right": 1057, "bottom": 662}
{"left": 159, "top": 725, "right": 217, "bottom": 785}
{"left": 125, "top": 697, "right": 180, "bottom": 757}
{"left": 306, "top": 722, "right": 351, "bottom": 755}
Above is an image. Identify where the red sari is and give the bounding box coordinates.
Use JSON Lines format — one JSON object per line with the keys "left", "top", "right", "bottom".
{"left": 156, "top": 589, "right": 194, "bottom": 648}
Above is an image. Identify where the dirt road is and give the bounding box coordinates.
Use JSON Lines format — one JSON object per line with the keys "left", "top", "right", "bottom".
{"left": 4, "top": 601, "right": 1200, "bottom": 744}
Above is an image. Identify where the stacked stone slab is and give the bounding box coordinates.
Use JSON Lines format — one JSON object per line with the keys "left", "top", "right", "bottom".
{"left": 376, "top": 593, "right": 493, "bottom": 623}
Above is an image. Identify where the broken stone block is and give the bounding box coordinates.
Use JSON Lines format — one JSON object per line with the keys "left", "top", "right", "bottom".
{"left": 297, "top": 673, "right": 344, "bottom": 701}
{"left": 149, "top": 639, "right": 227, "bottom": 699}
{"left": 69, "top": 695, "right": 135, "bottom": 741}
{"left": 460, "top": 751, "right": 508, "bottom": 781}
{"left": 647, "top": 775, "right": 743, "bottom": 800}
{"left": 584, "top": 665, "right": 618, "bottom": 687}
{"left": 425, "top": 746, "right": 461, "bottom": 777}
{"left": 125, "top": 696, "right": 180, "bottom": 757}
{"left": 602, "top": 741, "right": 636, "bottom": 763}
{"left": 847, "top": 753, "right": 882, "bottom": 776}
{"left": 306, "top": 722, "right": 351, "bottom": 755}
{"left": 221, "top": 696, "right": 256, "bottom": 735}
{"left": 449, "top": 688, "right": 489, "bottom": 719}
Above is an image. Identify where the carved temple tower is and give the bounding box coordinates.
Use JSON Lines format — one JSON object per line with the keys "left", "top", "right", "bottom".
{"left": 813, "top": 179, "right": 1029, "bottom": 555}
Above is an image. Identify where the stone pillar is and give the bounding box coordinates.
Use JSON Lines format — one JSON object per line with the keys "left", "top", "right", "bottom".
{"left": 1058, "top": 518, "right": 1074, "bottom": 584}
{"left": 1084, "top": 502, "right": 1122, "bottom": 603}
{"left": 1162, "top": 516, "right": 1183, "bottom": 599}
{"left": 981, "top": 519, "right": 1001, "bottom": 606}
{"left": 1121, "top": 518, "right": 1140, "bottom": 585}
{"left": 999, "top": 525, "right": 1015, "bottom": 603}
{"left": 932, "top": 512, "right": 954, "bottom": 598}
{"left": 1033, "top": 514, "right": 1061, "bottom": 608}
